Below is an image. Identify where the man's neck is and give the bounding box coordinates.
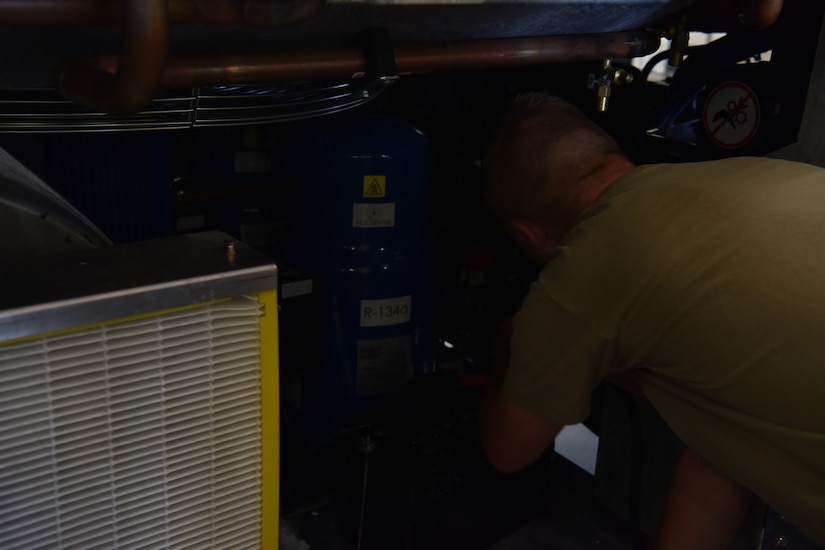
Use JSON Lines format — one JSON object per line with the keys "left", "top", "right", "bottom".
{"left": 538, "top": 155, "right": 636, "bottom": 262}
{"left": 577, "top": 155, "right": 636, "bottom": 210}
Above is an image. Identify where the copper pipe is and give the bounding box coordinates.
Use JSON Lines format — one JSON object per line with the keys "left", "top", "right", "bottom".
{"left": 156, "top": 31, "right": 661, "bottom": 88}
{"left": 161, "top": 50, "right": 368, "bottom": 88}
{"left": 53, "top": 30, "right": 658, "bottom": 114}
{"left": 395, "top": 32, "right": 659, "bottom": 73}
{"left": 54, "top": 0, "right": 169, "bottom": 116}
{"left": 0, "top": 0, "right": 323, "bottom": 26}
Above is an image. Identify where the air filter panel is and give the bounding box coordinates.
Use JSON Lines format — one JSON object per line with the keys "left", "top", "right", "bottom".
{"left": 0, "top": 231, "right": 279, "bottom": 550}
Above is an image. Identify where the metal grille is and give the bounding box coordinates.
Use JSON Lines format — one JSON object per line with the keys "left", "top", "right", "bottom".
{"left": 0, "top": 89, "right": 196, "bottom": 132}
{"left": 0, "top": 296, "right": 263, "bottom": 550}
{"left": 0, "top": 81, "right": 378, "bottom": 133}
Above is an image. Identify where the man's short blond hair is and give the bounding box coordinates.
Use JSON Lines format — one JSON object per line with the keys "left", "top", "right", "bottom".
{"left": 483, "top": 92, "right": 626, "bottom": 225}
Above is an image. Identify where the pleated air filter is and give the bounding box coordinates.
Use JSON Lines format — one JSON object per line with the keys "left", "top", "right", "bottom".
{"left": 0, "top": 231, "right": 279, "bottom": 550}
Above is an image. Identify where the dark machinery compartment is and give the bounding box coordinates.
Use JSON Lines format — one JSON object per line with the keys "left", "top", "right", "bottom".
{"left": 1, "top": 1, "right": 824, "bottom": 549}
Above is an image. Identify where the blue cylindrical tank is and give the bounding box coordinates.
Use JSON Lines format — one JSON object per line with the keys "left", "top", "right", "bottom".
{"left": 284, "top": 113, "right": 435, "bottom": 417}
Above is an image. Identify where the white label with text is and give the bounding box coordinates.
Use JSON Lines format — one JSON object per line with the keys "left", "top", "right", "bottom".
{"left": 352, "top": 202, "right": 396, "bottom": 228}
{"left": 360, "top": 296, "right": 411, "bottom": 327}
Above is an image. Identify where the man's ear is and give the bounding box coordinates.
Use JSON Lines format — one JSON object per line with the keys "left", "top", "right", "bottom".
{"left": 508, "top": 219, "right": 553, "bottom": 263}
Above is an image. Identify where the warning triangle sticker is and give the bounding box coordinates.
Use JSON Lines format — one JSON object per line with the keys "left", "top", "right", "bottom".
{"left": 365, "top": 179, "right": 383, "bottom": 196}
{"left": 363, "top": 175, "right": 386, "bottom": 198}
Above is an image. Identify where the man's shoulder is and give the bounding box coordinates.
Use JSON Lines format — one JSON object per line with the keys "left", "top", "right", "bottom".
{"left": 633, "top": 156, "right": 824, "bottom": 179}
{"left": 602, "top": 156, "right": 825, "bottom": 201}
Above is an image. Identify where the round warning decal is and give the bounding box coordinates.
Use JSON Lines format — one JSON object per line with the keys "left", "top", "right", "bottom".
{"left": 702, "top": 81, "right": 760, "bottom": 149}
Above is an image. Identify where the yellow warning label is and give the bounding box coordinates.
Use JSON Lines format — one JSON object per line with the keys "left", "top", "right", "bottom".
{"left": 363, "top": 175, "right": 386, "bottom": 198}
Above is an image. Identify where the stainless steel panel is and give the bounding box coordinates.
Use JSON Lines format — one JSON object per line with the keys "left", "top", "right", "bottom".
{"left": 0, "top": 231, "right": 278, "bottom": 342}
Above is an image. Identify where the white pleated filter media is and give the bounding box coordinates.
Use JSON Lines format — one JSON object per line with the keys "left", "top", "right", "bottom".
{"left": 0, "top": 296, "right": 264, "bottom": 550}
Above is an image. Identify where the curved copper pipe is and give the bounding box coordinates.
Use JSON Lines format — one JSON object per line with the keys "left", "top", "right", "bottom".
{"left": 54, "top": 0, "right": 169, "bottom": 116}
{"left": 156, "top": 31, "right": 661, "bottom": 89}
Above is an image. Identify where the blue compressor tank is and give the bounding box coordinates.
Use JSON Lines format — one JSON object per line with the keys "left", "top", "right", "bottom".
{"left": 284, "top": 113, "right": 435, "bottom": 418}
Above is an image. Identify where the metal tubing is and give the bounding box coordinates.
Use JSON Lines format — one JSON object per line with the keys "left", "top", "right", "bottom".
{"left": 394, "top": 32, "right": 659, "bottom": 73}
{"left": 54, "top": 0, "right": 169, "bottom": 116}
{"left": 160, "top": 49, "right": 367, "bottom": 88}
{"left": 51, "top": 27, "right": 658, "bottom": 114}
{"left": 157, "top": 31, "right": 660, "bottom": 88}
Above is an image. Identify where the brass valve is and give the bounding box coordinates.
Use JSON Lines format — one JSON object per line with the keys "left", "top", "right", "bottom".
{"left": 666, "top": 24, "right": 689, "bottom": 67}
{"left": 588, "top": 59, "right": 634, "bottom": 112}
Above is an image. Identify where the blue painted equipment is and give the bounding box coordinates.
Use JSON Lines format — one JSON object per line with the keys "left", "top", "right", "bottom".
{"left": 285, "top": 113, "right": 434, "bottom": 416}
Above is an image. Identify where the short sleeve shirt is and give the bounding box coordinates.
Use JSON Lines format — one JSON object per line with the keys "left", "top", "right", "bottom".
{"left": 503, "top": 157, "right": 825, "bottom": 544}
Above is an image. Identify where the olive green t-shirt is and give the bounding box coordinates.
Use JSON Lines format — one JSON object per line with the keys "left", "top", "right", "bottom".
{"left": 504, "top": 157, "right": 825, "bottom": 543}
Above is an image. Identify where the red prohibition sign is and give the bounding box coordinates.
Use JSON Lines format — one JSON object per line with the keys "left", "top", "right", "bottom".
{"left": 702, "top": 81, "right": 761, "bottom": 149}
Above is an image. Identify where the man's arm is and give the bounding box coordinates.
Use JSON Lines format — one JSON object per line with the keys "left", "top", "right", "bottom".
{"left": 479, "top": 318, "right": 563, "bottom": 473}
{"left": 480, "top": 387, "right": 563, "bottom": 473}
{"left": 655, "top": 447, "right": 753, "bottom": 550}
